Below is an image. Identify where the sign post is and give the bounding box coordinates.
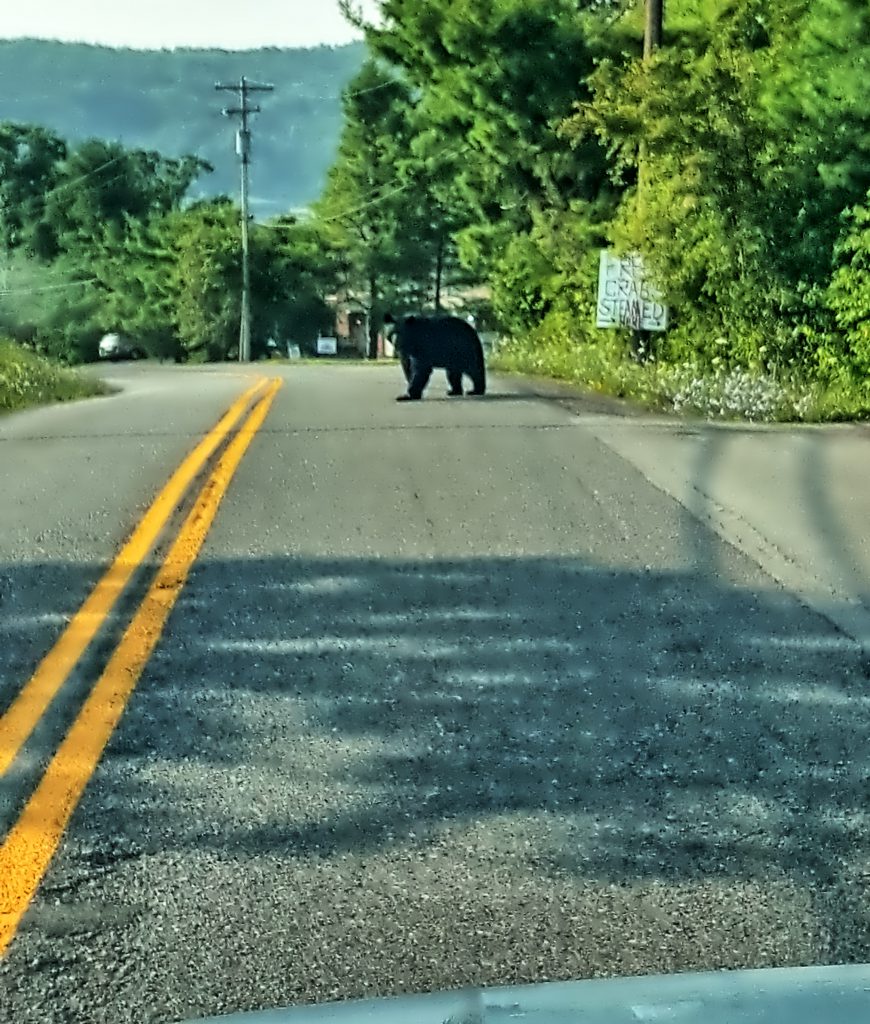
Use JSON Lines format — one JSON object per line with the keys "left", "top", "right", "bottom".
{"left": 596, "top": 251, "right": 668, "bottom": 332}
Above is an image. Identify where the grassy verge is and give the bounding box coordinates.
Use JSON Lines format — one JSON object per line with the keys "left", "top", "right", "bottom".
{"left": 491, "top": 331, "right": 870, "bottom": 424}
{"left": 0, "top": 339, "right": 109, "bottom": 414}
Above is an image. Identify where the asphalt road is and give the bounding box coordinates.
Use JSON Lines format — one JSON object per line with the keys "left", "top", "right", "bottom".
{"left": 1, "top": 362, "right": 869, "bottom": 1023}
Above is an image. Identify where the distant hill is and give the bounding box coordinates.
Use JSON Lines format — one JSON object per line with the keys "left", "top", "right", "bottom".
{"left": 0, "top": 39, "right": 366, "bottom": 216}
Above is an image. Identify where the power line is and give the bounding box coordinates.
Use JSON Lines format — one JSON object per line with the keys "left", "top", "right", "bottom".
{"left": 341, "top": 80, "right": 398, "bottom": 99}
{"left": 318, "top": 179, "right": 419, "bottom": 224}
{"left": 43, "top": 156, "right": 124, "bottom": 201}
{"left": 259, "top": 144, "right": 471, "bottom": 230}
{"left": 258, "top": 178, "right": 426, "bottom": 231}
{"left": 0, "top": 277, "right": 97, "bottom": 297}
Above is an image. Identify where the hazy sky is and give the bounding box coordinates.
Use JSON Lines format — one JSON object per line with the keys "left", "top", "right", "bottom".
{"left": 0, "top": 0, "right": 381, "bottom": 49}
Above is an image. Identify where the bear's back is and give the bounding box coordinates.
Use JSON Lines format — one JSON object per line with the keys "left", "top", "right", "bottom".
{"left": 399, "top": 315, "right": 479, "bottom": 366}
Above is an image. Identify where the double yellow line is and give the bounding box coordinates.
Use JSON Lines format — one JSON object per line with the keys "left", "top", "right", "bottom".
{"left": 0, "top": 375, "right": 282, "bottom": 955}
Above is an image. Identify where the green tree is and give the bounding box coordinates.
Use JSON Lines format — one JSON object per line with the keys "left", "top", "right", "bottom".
{"left": 0, "top": 122, "right": 336, "bottom": 364}
{"left": 88, "top": 200, "right": 336, "bottom": 362}
{"left": 254, "top": 217, "right": 336, "bottom": 354}
{"left": 0, "top": 123, "right": 66, "bottom": 257}
{"left": 314, "top": 60, "right": 433, "bottom": 355}
{"left": 826, "top": 193, "right": 870, "bottom": 381}
{"left": 347, "top": 0, "right": 611, "bottom": 273}
{"left": 0, "top": 252, "right": 103, "bottom": 362}
{"left": 562, "top": 0, "right": 870, "bottom": 371}
{"left": 759, "top": 0, "right": 870, "bottom": 290}
{"left": 156, "top": 200, "right": 241, "bottom": 361}
{"left": 43, "top": 139, "right": 210, "bottom": 255}
{"left": 88, "top": 214, "right": 183, "bottom": 360}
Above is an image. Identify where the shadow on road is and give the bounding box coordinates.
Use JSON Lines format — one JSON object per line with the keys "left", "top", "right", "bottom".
{"left": 5, "top": 551, "right": 851, "bottom": 963}
{"left": 801, "top": 432, "right": 870, "bottom": 608}
{"left": 682, "top": 422, "right": 870, "bottom": 641}
{"left": 3, "top": 549, "right": 870, "bottom": 1022}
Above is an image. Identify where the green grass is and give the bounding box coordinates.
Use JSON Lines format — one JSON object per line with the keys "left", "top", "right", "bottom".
{"left": 0, "top": 339, "right": 109, "bottom": 414}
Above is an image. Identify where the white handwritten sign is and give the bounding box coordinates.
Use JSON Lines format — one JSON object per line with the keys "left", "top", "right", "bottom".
{"left": 596, "top": 251, "right": 668, "bottom": 332}
{"left": 316, "top": 336, "right": 338, "bottom": 355}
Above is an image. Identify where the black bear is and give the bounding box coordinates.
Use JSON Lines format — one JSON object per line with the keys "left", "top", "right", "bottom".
{"left": 384, "top": 313, "right": 486, "bottom": 402}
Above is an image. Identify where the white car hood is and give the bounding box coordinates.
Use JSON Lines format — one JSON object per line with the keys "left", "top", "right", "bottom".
{"left": 189, "top": 964, "right": 870, "bottom": 1024}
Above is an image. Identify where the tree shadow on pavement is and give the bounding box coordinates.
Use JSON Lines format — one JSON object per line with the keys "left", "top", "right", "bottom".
{"left": 70, "top": 552, "right": 870, "bottom": 963}
{"left": 4, "top": 551, "right": 870, "bottom": 1022}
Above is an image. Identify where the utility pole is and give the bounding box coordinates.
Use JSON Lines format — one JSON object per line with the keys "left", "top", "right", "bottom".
{"left": 644, "top": 0, "right": 664, "bottom": 59}
{"left": 434, "top": 234, "right": 444, "bottom": 314}
{"left": 638, "top": 0, "right": 665, "bottom": 202}
{"left": 0, "top": 196, "right": 10, "bottom": 294}
{"left": 633, "top": 0, "right": 665, "bottom": 362}
{"left": 215, "top": 77, "right": 273, "bottom": 363}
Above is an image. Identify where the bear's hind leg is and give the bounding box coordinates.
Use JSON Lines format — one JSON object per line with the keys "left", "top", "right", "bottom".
{"left": 468, "top": 371, "right": 486, "bottom": 396}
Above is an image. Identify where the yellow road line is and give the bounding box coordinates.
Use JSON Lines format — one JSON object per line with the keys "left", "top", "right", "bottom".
{"left": 0, "top": 378, "right": 282, "bottom": 956}
{"left": 0, "top": 376, "right": 268, "bottom": 777}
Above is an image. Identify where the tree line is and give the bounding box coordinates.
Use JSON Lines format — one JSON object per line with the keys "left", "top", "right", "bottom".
{"left": 0, "top": 125, "right": 335, "bottom": 362}
{"left": 316, "top": 0, "right": 869, "bottom": 386}
{"left": 2, "top": 1, "right": 867, "bottom": 384}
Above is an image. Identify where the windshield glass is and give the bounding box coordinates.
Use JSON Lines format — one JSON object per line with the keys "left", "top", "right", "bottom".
{"left": 1, "top": 2, "right": 868, "bottom": 1023}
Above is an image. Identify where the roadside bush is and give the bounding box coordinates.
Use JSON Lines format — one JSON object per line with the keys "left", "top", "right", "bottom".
{"left": 826, "top": 193, "right": 870, "bottom": 379}
{"left": 491, "top": 312, "right": 870, "bottom": 423}
{"left": 0, "top": 338, "right": 107, "bottom": 412}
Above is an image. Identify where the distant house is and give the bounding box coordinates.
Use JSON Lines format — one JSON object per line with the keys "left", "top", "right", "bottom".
{"left": 326, "top": 294, "right": 368, "bottom": 356}
{"left": 437, "top": 284, "right": 493, "bottom": 322}
{"left": 324, "top": 283, "right": 494, "bottom": 359}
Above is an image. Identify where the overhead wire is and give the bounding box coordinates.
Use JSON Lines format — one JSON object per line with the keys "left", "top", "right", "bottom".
{"left": 258, "top": 142, "right": 471, "bottom": 230}
{"left": 2, "top": 73, "right": 425, "bottom": 251}
{"left": 0, "top": 277, "right": 98, "bottom": 297}
{"left": 39, "top": 155, "right": 125, "bottom": 201}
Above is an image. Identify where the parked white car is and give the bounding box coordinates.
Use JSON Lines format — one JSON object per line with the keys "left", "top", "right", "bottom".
{"left": 98, "top": 333, "right": 145, "bottom": 361}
